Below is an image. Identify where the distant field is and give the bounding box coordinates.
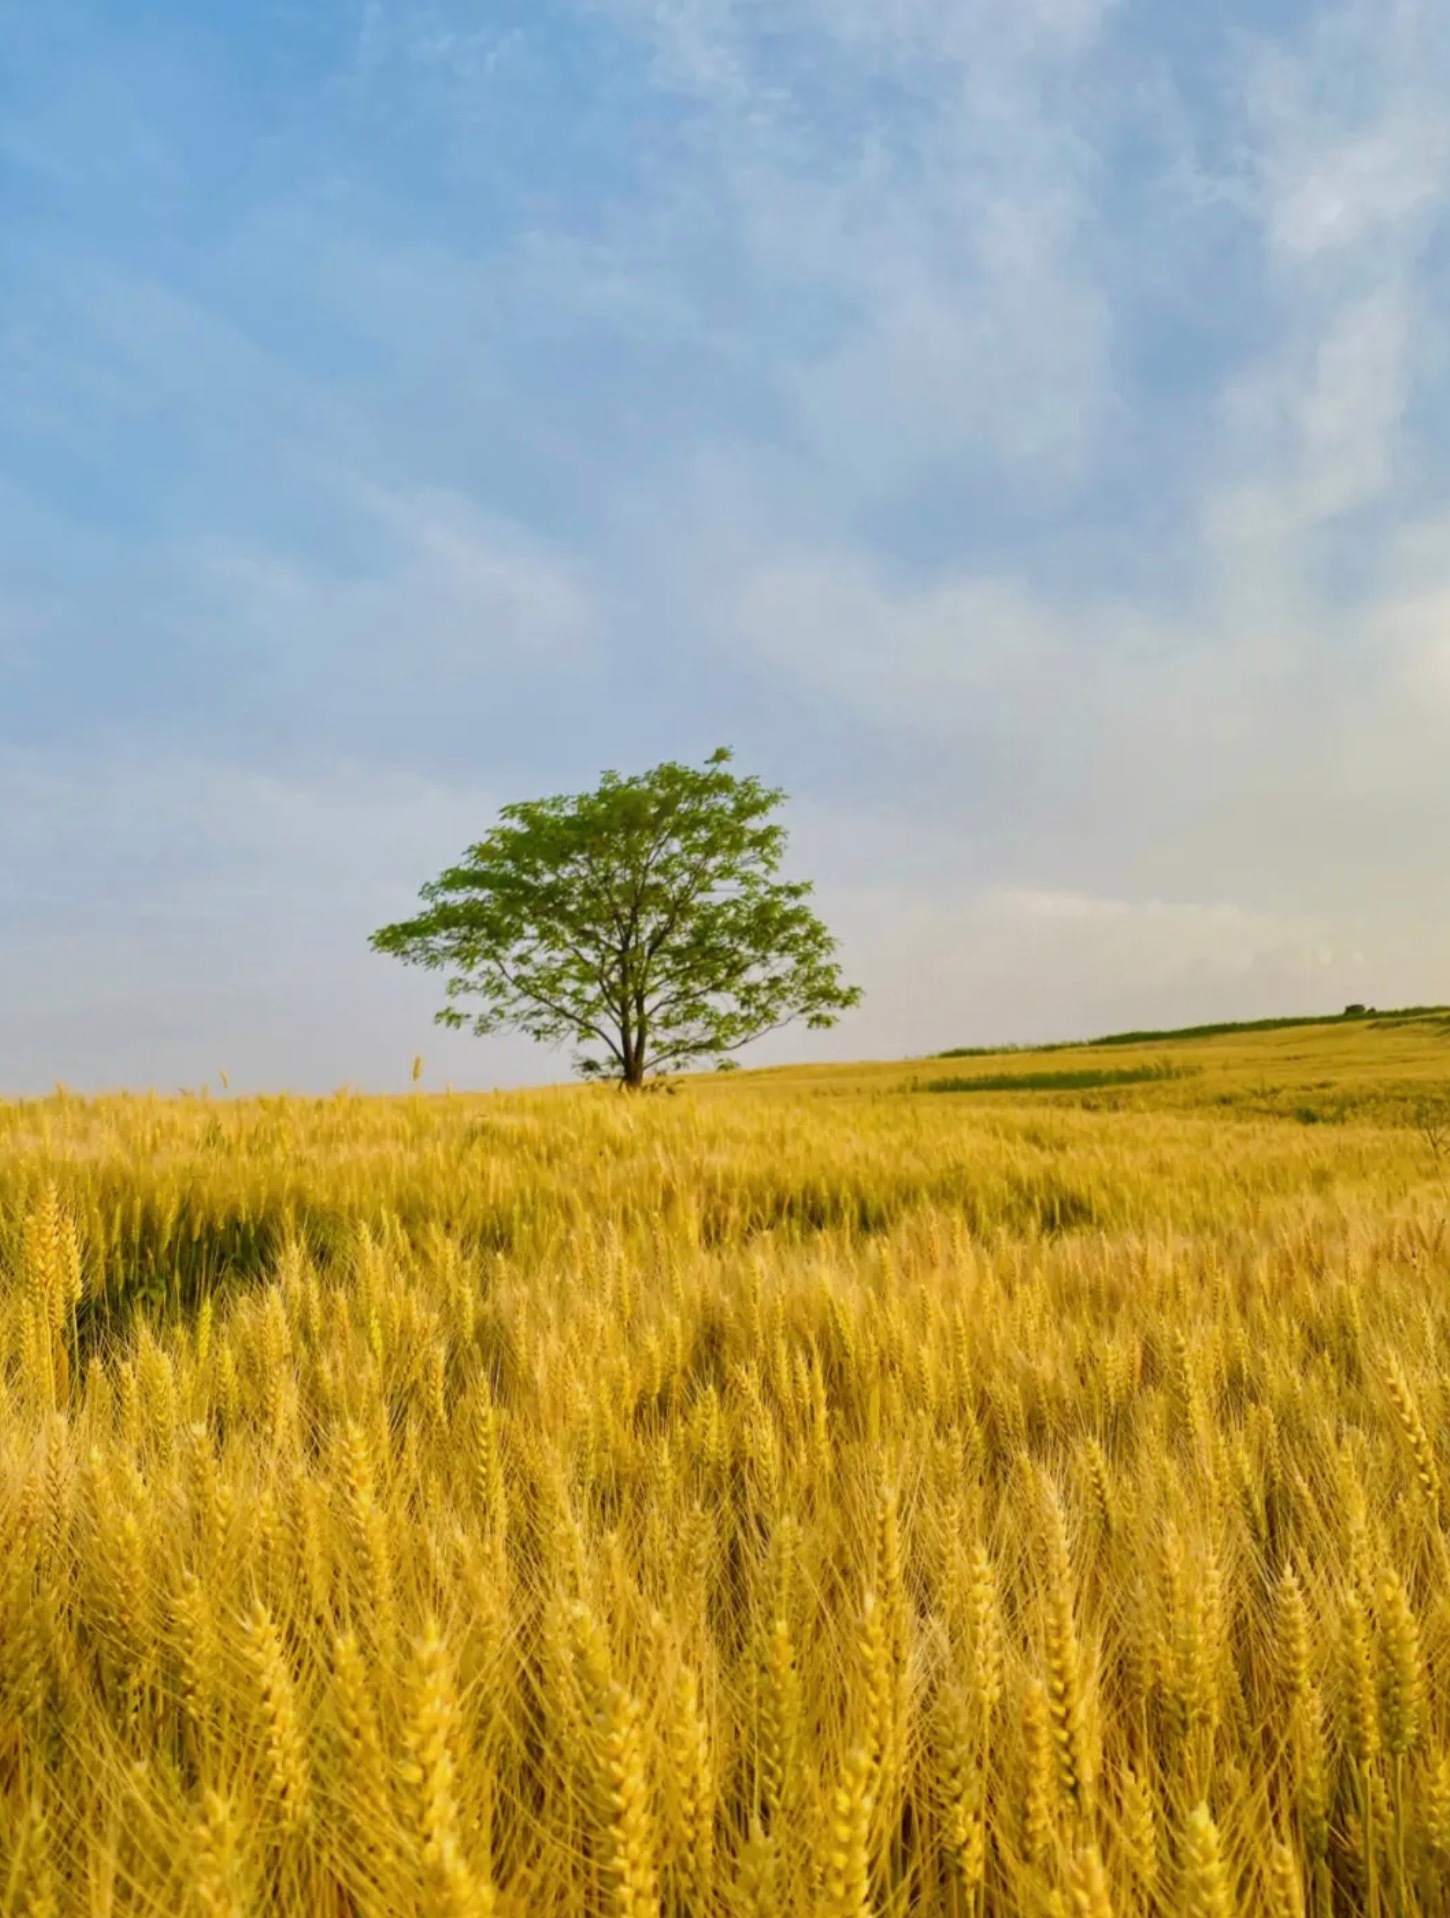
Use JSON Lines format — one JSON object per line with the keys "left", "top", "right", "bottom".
{"left": 882, "top": 1004, "right": 1450, "bottom": 1127}
{"left": 2, "top": 1012, "right": 1450, "bottom": 1912}
{"left": 938, "top": 1002, "right": 1450, "bottom": 1054}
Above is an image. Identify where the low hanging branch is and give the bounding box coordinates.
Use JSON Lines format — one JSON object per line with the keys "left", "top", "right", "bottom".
{"left": 370, "top": 748, "right": 862, "bottom": 1087}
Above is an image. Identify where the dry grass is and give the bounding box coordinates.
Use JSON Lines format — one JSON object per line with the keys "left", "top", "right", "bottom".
{"left": 2, "top": 1017, "right": 1450, "bottom": 1913}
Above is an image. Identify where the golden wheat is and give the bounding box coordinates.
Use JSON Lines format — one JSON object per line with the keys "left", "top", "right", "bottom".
{"left": 0, "top": 1024, "right": 1449, "bottom": 1910}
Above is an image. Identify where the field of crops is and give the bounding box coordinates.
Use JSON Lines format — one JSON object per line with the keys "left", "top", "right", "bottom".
{"left": 3, "top": 1012, "right": 1450, "bottom": 1915}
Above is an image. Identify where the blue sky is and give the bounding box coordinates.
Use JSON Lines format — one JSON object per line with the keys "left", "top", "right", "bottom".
{"left": 4, "top": 0, "right": 1450, "bottom": 1091}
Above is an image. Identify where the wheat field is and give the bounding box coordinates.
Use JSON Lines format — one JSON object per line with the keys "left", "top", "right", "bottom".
{"left": 3, "top": 1014, "right": 1450, "bottom": 1915}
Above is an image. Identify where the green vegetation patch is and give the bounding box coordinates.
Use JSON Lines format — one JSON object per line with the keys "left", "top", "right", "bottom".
{"left": 937, "top": 1003, "right": 1450, "bottom": 1059}
{"left": 924, "top": 1063, "right": 1185, "bottom": 1094}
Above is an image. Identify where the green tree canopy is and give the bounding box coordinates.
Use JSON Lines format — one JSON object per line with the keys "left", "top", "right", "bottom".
{"left": 370, "top": 749, "right": 861, "bottom": 1086}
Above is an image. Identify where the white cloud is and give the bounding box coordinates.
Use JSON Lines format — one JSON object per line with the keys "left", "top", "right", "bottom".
{"left": 1204, "top": 282, "right": 1414, "bottom": 574}
{"left": 1245, "top": 5, "right": 1449, "bottom": 269}
{"left": 603, "top": 0, "right": 1115, "bottom": 76}
{"left": 1267, "top": 126, "right": 1445, "bottom": 261}
{"left": 192, "top": 484, "right": 599, "bottom": 681}
{"left": 1202, "top": 0, "right": 1450, "bottom": 572}
{"left": 589, "top": 0, "right": 1117, "bottom": 494}
{"left": 744, "top": 877, "right": 1396, "bottom": 1064}
{"left": 723, "top": 498, "right": 1450, "bottom": 935}
{"left": 697, "top": 0, "right": 1450, "bottom": 954}
{"left": 735, "top": 557, "right": 1072, "bottom": 723}
{"left": 0, "top": 748, "right": 498, "bottom": 921}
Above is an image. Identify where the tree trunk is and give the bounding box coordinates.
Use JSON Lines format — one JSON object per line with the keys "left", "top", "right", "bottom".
{"left": 620, "top": 1023, "right": 646, "bottom": 1088}
{"left": 616, "top": 972, "right": 647, "bottom": 1086}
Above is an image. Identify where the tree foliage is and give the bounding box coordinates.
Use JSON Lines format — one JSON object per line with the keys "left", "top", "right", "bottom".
{"left": 370, "top": 749, "right": 861, "bottom": 1085}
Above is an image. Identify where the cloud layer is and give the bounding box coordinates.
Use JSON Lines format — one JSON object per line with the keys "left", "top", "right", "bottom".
{"left": 2, "top": 0, "right": 1449, "bottom": 1090}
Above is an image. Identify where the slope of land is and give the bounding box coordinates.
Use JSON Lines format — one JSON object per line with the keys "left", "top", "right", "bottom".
{"left": 778, "top": 1003, "right": 1450, "bottom": 1128}
{"left": 941, "top": 1002, "right": 1450, "bottom": 1055}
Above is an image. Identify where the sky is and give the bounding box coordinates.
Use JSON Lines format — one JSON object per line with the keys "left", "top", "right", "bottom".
{"left": 3, "top": 0, "right": 1450, "bottom": 1093}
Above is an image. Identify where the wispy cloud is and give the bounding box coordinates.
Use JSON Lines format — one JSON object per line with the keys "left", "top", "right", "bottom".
{"left": 189, "top": 485, "right": 599, "bottom": 686}
{"left": 590, "top": 0, "right": 1120, "bottom": 499}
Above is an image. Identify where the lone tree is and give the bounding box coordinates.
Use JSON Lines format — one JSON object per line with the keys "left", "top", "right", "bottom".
{"left": 370, "top": 749, "right": 861, "bottom": 1087}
